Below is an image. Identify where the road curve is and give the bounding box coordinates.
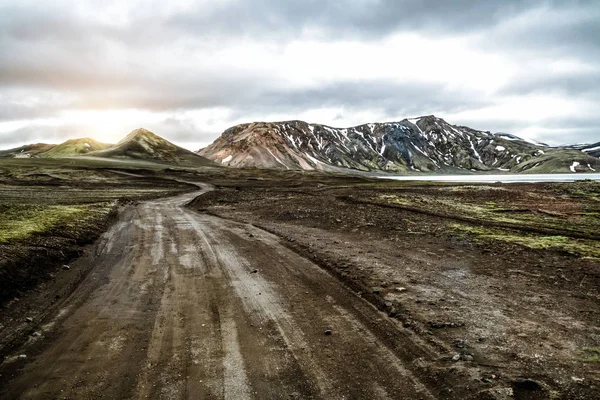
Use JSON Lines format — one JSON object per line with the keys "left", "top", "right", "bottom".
{"left": 2, "top": 184, "right": 439, "bottom": 399}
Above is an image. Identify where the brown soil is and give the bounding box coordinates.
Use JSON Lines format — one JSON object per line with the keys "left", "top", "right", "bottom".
{"left": 1, "top": 170, "right": 598, "bottom": 399}
{"left": 187, "top": 176, "right": 600, "bottom": 399}
{"left": 0, "top": 170, "right": 195, "bottom": 303}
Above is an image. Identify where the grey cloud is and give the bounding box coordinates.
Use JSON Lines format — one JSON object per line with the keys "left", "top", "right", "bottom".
{"left": 242, "top": 80, "right": 492, "bottom": 120}
{"left": 145, "top": 117, "right": 217, "bottom": 150}
{"left": 0, "top": 0, "right": 600, "bottom": 147}
{"left": 0, "top": 102, "right": 58, "bottom": 122}
{"left": 473, "top": 2, "right": 600, "bottom": 61}
{"left": 498, "top": 70, "right": 600, "bottom": 98}
{"left": 0, "top": 1, "right": 566, "bottom": 51}
{"left": 0, "top": 119, "right": 216, "bottom": 151}
{"left": 0, "top": 124, "right": 89, "bottom": 148}
{"left": 166, "top": 0, "right": 541, "bottom": 40}
{"left": 452, "top": 115, "right": 600, "bottom": 146}
{"left": 535, "top": 127, "right": 600, "bottom": 147}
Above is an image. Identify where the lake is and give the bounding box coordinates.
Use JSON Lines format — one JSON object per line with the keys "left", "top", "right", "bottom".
{"left": 380, "top": 173, "right": 600, "bottom": 183}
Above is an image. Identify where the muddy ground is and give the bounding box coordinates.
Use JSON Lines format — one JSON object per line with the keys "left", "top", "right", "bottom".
{"left": 188, "top": 173, "right": 600, "bottom": 399}
{"left": 0, "top": 166, "right": 195, "bottom": 303}
{"left": 0, "top": 165, "right": 598, "bottom": 399}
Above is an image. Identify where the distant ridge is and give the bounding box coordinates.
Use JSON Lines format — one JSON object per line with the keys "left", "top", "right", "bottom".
{"left": 198, "top": 116, "right": 600, "bottom": 174}
{"left": 41, "top": 138, "right": 110, "bottom": 158}
{"left": 86, "top": 128, "right": 215, "bottom": 166}
{"left": 566, "top": 141, "right": 600, "bottom": 158}
{"left": 0, "top": 143, "right": 56, "bottom": 159}
{"left": 0, "top": 128, "right": 215, "bottom": 167}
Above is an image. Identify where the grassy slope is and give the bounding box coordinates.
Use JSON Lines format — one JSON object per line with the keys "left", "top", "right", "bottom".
{"left": 41, "top": 138, "right": 111, "bottom": 158}
{"left": 0, "top": 158, "right": 200, "bottom": 302}
{"left": 0, "top": 203, "right": 113, "bottom": 243}
{"left": 89, "top": 129, "right": 215, "bottom": 167}
{"left": 514, "top": 149, "right": 600, "bottom": 173}
{"left": 0, "top": 144, "right": 56, "bottom": 159}
{"left": 368, "top": 180, "right": 600, "bottom": 258}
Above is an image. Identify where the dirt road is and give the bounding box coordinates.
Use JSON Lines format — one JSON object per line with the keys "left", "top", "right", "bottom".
{"left": 1, "top": 185, "right": 453, "bottom": 399}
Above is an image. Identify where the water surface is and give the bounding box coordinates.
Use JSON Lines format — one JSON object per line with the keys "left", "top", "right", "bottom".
{"left": 380, "top": 173, "right": 600, "bottom": 183}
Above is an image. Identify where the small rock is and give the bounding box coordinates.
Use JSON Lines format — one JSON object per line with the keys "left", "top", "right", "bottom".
{"left": 451, "top": 354, "right": 461, "bottom": 362}
{"left": 324, "top": 330, "right": 332, "bottom": 336}
{"left": 462, "top": 355, "right": 474, "bottom": 362}
{"left": 250, "top": 269, "right": 258, "bottom": 274}
{"left": 371, "top": 286, "right": 383, "bottom": 294}
{"left": 25, "top": 317, "right": 33, "bottom": 323}
{"left": 511, "top": 378, "right": 544, "bottom": 393}
{"left": 454, "top": 339, "right": 467, "bottom": 349}
{"left": 62, "top": 265, "right": 70, "bottom": 270}
{"left": 18, "top": 354, "right": 27, "bottom": 360}
{"left": 396, "top": 287, "right": 407, "bottom": 292}
{"left": 31, "top": 332, "right": 41, "bottom": 337}
{"left": 571, "top": 376, "right": 584, "bottom": 383}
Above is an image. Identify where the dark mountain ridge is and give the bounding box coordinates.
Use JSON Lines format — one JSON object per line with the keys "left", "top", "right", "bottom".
{"left": 198, "top": 115, "right": 599, "bottom": 173}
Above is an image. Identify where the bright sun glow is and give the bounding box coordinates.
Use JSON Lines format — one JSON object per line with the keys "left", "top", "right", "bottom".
{"left": 58, "top": 109, "right": 165, "bottom": 143}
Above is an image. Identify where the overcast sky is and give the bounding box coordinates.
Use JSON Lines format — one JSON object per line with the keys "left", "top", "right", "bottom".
{"left": 0, "top": 0, "right": 599, "bottom": 150}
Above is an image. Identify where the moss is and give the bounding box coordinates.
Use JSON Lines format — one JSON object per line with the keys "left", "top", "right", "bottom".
{"left": 373, "top": 190, "right": 600, "bottom": 239}
{"left": 0, "top": 203, "right": 113, "bottom": 243}
{"left": 450, "top": 223, "right": 600, "bottom": 259}
{"left": 378, "top": 194, "right": 412, "bottom": 206}
{"left": 579, "top": 347, "right": 600, "bottom": 363}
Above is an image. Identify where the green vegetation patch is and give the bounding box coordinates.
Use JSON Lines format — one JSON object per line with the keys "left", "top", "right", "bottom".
{"left": 0, "top": 203, "right": 114, "bottom": 243}
{"left": 450, "top": 223, "right": 600, "bottom": 259}
{"left": 579, "top": 347, "right": 600, "bottom": 363}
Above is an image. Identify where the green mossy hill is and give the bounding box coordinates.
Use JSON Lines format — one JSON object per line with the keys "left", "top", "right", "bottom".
{"left": 514, "top": 149, "right": 600, "bottom": 174}
{"left": 0, "top": 143, "right": 56, "bottom": 158}
{"left": 41, "top": 138, "right": 111, "bottom": 158}
{"left": 89, "top": 128, "right": 215, "bottom": 166}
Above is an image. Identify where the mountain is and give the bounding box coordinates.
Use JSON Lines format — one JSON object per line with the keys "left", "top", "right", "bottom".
{"left": 0, "top": 143, "right": 56, "bottom": 158}
{"left": 566, "top": 142, "right": 600, "bottom": 158}
{"left": 582, "top": 142, "right": 600, "bottom": 158}
{"left": 198, "top": 116, "right": 600, "bottom": 173}
{"left": 0, "top": 139, "right": 110, "bottom": 159}
{"left": 0, "top": 129, "right": 214, "bottom": 167}
{"left": 88, "top": 128, "right": 214, "bottom": 166}
{"left": 41, "top": 138, "right": 110, "bottom": 158}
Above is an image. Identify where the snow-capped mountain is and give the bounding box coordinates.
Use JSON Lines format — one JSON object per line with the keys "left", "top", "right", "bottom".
{"left": 565, "top": 142, "right": 600, "bottom": 158}
{"left": 198, "top": 116, "right": 599, "bottom": 173}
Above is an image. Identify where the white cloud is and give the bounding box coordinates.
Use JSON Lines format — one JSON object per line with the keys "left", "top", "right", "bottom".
{"left": 0, "top": 0, "right": 599, "bottom": 149}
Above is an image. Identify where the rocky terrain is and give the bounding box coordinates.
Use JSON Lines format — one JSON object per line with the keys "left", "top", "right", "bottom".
{"left": 189, "top": 171, "right": 600, "bottom": 399}
{"left": 0, "top": 160, "right": 598, "bottom": 399}
{"left": 198, "top": 116, "right": 600, "bottom": 174}
{"left": 2, "top": 119, "right": 598, "bottom": 175}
